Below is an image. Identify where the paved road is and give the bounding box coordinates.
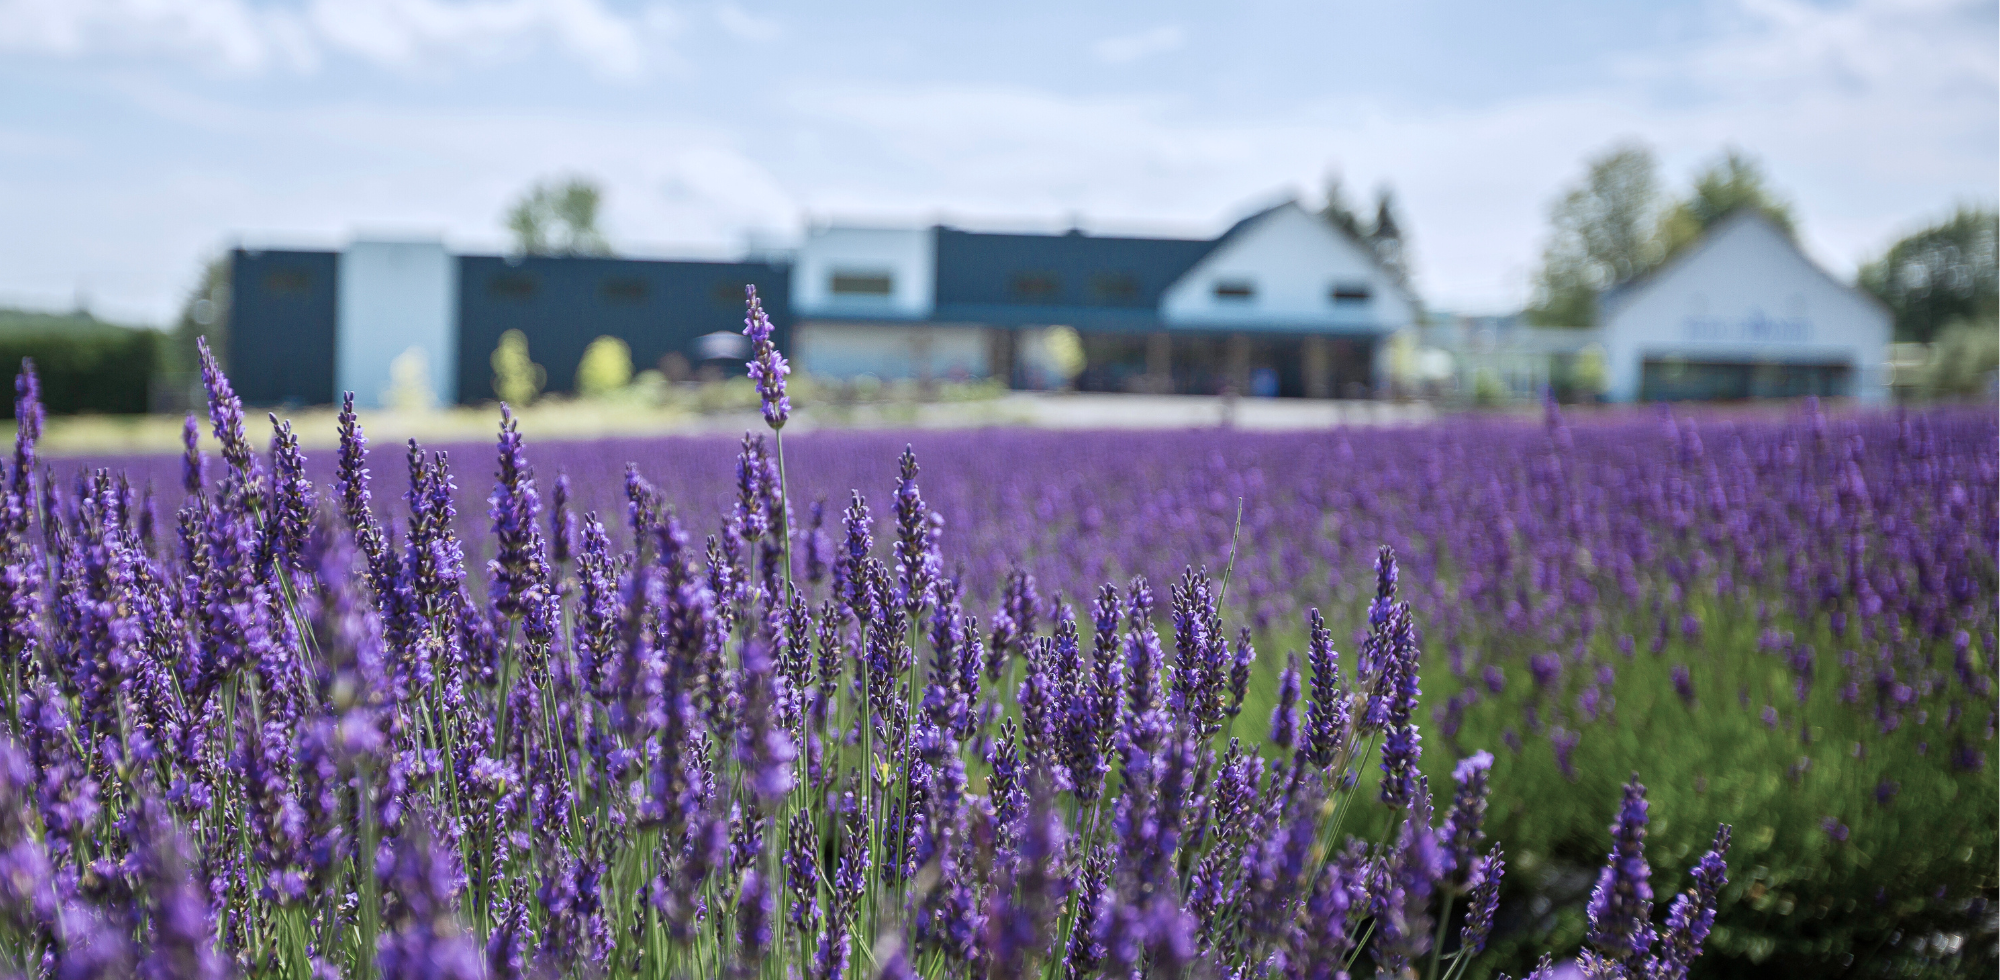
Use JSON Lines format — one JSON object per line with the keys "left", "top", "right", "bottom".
{"left": 689, "top": 393, "right": 1437, "bottom": 433}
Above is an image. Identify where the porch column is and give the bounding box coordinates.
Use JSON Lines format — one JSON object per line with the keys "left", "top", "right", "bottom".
{"left": 1146, "top": 331, "right": 1172, "bottom": 393}
{"left": 1303, "top": 335, "right": 1331, "bottom": 399}
{"left": 1226, "top": 333, "right": 1250, "bottom": 393}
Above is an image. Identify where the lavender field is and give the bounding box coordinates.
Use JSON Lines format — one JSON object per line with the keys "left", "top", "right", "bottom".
{"left": 2, "top": 326, "right": 1993, "bottom": 980}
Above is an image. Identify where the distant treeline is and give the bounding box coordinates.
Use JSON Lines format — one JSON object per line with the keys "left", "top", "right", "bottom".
{"left": 0, "top": 309, "right": 162, "bottom": 418}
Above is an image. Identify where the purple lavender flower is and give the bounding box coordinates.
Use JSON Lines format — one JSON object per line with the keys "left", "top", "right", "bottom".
{"left": 1442, "top": 750, "right": 1495, "bottom": 883}
{"left": 263, "top": 414, "right": 312, "bottom": 571}
{"left": 548, "top": 471, "right": 574, "bottom": 567}
{"left": 1460, "top": 849, "right": 1504, "bottom": 956}
{"left": 1585, "top": 775, "right": 1656, "bottom": 965}
{"left": 1270, "top": 653, "right": 1301, "bottom": 754}
{"left": 487, "top": 404, "right": 551, "bottom": 630}
{"left": 982, "top": 788, "right": 1068, "bottom": 978}
{"left": 179, "top": 414, "right": 205, "bottom": 497}
{"left": 892, "top": 446, "right": 937, "bottom": 613}
{"left": 1371, "top": 814, "right": 1444, "bottom": 975}
{"left": 738, "top": 639, "right": 798, "bottom": 802}
{"left": 378, "top": 820, "right": 482, "bottom": 980}
{"left": 742, "top": 285, "right": 790, "bottom": 430}
{"left": 1655, "top": 825, "right": 1731, "bottom": 978}
{"left": 197, "top": 337, "right": 255, "bottom": 482}
{"left": 11, "top": 360, "right": 40, "bottom": 499}
{"left": 1377, "top": 604, "right": 1424, "bottom": 809}
{"left": 1302, "top": 607, "right": 1348, "bottom": 767}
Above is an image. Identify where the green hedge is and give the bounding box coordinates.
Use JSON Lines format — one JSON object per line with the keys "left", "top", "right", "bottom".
{"left": 0, "top": 312, "right": 162, "bottom": 418}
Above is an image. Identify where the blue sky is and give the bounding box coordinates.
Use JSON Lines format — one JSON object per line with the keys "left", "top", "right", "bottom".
{"left": 1, "top": 0, "right": 1993, "bottom": 323}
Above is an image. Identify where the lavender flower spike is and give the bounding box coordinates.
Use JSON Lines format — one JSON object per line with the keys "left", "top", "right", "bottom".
{"left": 1656, "top": 825, "right": 1731, "bottom": 978}
{"left": 1584, "top": 774, "right": 1656, "bottom": 967}
{"left": 743, "top": 284, "right": 790, "bottom": 430}
{"left": 1270, "top": 652, "right": 1301, "bottom": 754}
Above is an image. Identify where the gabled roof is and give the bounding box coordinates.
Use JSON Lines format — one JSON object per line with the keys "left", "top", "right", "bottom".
{"left": 1597, "top": 208, "right": 1885, "bottom": 322}
{"left": 1170, "top": 199, "right": 1422, "bottom": 314}
{"left": 930, "top": 225, "right": 1217, "bottom": 331}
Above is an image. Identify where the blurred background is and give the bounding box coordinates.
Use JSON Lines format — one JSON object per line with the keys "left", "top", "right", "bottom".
{"left": 0, "top": 0, "right": 1994, "bottom": 450}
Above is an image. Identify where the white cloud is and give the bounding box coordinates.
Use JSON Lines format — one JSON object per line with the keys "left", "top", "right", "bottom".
{"left": 0, "top": 0, "right": 660, "bottom": 77}
{"left": 1091, "top": 24, "right": 1183, "bottom": 65}
{"left": 797, "top": 0, "right": 1995, "bottom": 310}
{"left": 0, "top": 0, "right": 1991, "bottom": 319}
{"left": 0, "top": 0, "right": 314, "bottom": 71}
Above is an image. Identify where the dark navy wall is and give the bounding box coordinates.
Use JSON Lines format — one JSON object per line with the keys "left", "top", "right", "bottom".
{"left": 454, "top": 256, "right": 791, "bottom": 405}
{"left": 228, "top": 249, "right": 338, "bottom": 406}
{"left": 932, "top": 228, "right": 1212, "bottom": 332}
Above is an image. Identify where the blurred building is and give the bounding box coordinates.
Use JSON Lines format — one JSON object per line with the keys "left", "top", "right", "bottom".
{"left": 225, "top": 199, "right": 1416, "bottom": 407}
{"left": 230, "top": 245, "right": 787, "bottom": 409}
{"left": 1595, "top": 211, "right": 1890, "bottom": 403}
{"left": 791, "top": 202, "right": 1415, "bottom": 396}
{"left": 1412, "top": 211, "right": 1892, "bottom": 405}
{"left": 1409, "top": 315, "right": 1604, "bottom": 403}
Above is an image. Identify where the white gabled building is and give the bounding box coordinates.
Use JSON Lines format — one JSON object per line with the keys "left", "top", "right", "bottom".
{"left": 1597, "top": 210, "right": 1891, "bottom": 403}
{"left": 787, "top": 200, "right": 1417, "bottom": 397}
{"left": 1160, "top": 201, "right": 1418, "bottom": 335}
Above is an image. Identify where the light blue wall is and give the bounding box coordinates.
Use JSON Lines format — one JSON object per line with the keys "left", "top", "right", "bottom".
{"left": 337, "top": 241, "right": 457, "bottom": 409}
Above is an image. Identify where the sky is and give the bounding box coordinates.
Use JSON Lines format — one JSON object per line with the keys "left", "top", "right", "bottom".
{"left": 0, "top": 0, "right": 1994, "bottom": 324}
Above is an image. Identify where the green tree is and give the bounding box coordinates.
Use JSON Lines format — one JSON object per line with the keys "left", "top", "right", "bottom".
{"left": 576, "top": 335, "right": 634, "bottom": 399}
{"left": 1368, "top": 187, "right": 1412, "bottom": 291}
{"left": 1319, "top": 173, "right": 1367, "bottom": 240}
{"left": 491, "top": 329, "right": 546, "bottom": 406}
{"left": 1321, "top": 172, "right": 1420, "bottom": 306}
{"left": 1654, "top": 148, "right": 1797, "bottom": 260}
{"left": 505, "top": 177, "right": 612, "bottom": 256}
{"left": 169, "top": 255, "right": 229, "bottom": 376}
{"left": 1526, "top": 144, "right": 1664, "bottom": 327}
{"left": 1857, "top": 205, "right": 1999, "bottom": 342}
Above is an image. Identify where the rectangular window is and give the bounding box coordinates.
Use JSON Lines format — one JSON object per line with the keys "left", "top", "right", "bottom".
{"left": 1090, "top": 272, "right": 1140, "bottom": 305}
{"left": 830, "top": 271, "right": 894, "bottom": 296}
{"left": 712, "top": 281, "right": 753, "bottom": 307}
{"left": 1331, "top": 283, "right": 1372, "bottom": 304}
{"left": 1010, "top": 272, "right": 1061, "bottom": 303}
{"left": 1213, "top": 279, "right": 1255, "bottom": 301}
{"left": 263, "top": 269, "right": 311, "bottom": 295}
{"left": 602, "top": 278, "right": 649, "bottom": 303}
{"left": 490, "top": 274, "right": 536, "bottom": 300}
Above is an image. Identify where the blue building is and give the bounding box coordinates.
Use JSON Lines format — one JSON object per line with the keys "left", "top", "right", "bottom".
{"left": 227, "top": 199, "right": 1415, "bottom": 407}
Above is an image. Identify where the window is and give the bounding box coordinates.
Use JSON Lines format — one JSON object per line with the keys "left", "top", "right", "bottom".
{"left": 712, "top": 281, "right": 753, "bottom": 307}
{"left": 830, "top": 271, "right": 894, "bottom": 296}
{"left": 490, "top": 274, "right": 536, "bottom": 300}
{"left": 1090, "top": 272, "right": 1140, "bottom": 305}
{"left": 602, "top": 278, "right": 648, "bottom": 303}
{"left": 1213, "top": 279, "right": 1255, "bottom": 301}
{"left": 263, "top": 269, "right": 311, "bottom": 295}
{"left": 1331, "top": 283, "right": 1372, "bottom": 304}
{"left": 1010, "top": 272, "right": 1061, "bottom": 303}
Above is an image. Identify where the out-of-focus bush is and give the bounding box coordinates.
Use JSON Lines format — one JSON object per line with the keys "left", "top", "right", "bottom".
{"left": 575, "top": 335, "right": 634, "bottom": 398}
{"left": 1919, "top": 317, "right": 1998, "bottom": 399}
{"left": 0, "top": 312, "right": 160, "bottom": 417}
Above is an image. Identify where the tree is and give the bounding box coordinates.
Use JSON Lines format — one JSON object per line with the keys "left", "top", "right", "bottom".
{"left": 170, "top": 255, "right": 229, "bottom": 375}
{"left": 1319, "top": 173, "right": 1367, "bottom": 240}
{"left": 1320, "top": 172, "right": 1419, "bottom": 305}
{"left": 1368, "top": 187, "right": 1412, "bottom": 291}
{"left": 1654, "top": 149, "right": 1797, "bottom": 260}
{"left": 505, "top": 177, "right": 612, "bottom": 256}
{"left": 1526, "top": 144, "right": 1664, "bottom": 327}
{"left": 1857, "top": 206, "right": 1999, "bottom": 343}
